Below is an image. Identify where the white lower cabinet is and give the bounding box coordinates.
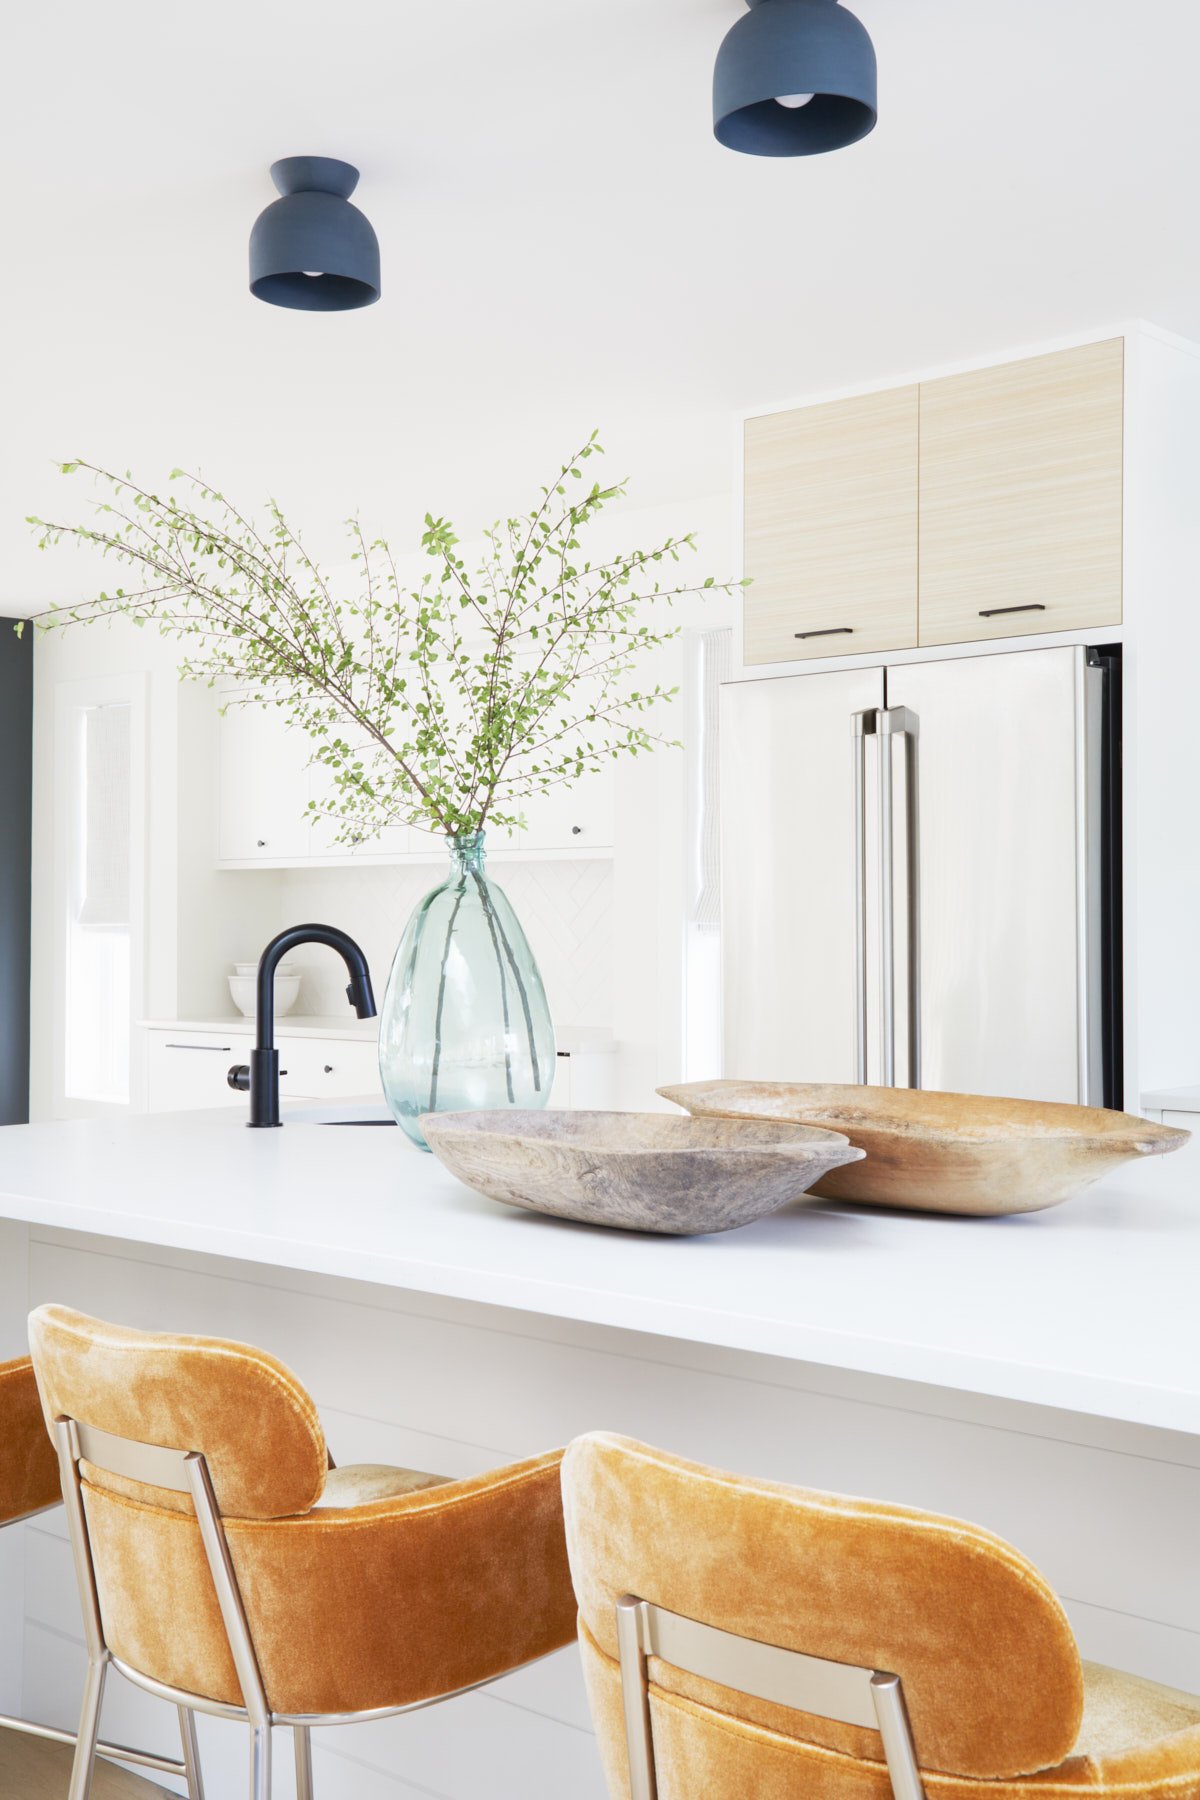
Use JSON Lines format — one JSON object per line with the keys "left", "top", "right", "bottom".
{"left": 144, "top": 1026, "right": 615, "bottom": 1116}
{"left": 143, "top": 1027, "right": 380, "bottom": 1112}
{"left": 274, "top": 1037, "right": 381, "bottom": 1099}
{"left": 546, "top": 1044, "right": 616, "bottom": 1111}
{"left": 144, "top": 1030, "right": 253, "bottom": 1111}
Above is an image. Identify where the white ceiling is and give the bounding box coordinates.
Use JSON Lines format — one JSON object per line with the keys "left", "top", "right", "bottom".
{"left": 4, "top": 0, "right": 1199, "bottom": 608}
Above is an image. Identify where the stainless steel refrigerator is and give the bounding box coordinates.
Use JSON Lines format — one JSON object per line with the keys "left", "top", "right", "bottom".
{"left": 719, "top": 644, "right": 1121, "bottom": 1107}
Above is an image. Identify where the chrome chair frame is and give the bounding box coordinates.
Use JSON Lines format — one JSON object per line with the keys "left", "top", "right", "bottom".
{"left": 53, "top": 1413, "right": 550, "bottom": 1800}
{"left": 615, "top": 1593, "right": 927, "bottom": 1800}
{"left": 0, "top": 1491, "right": 202, "bottom": 1792}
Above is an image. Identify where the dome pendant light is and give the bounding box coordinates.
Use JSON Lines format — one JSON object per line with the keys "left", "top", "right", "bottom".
{"left": 714, "top": 0, "right": 877, "bottom": 157}
{"left": 249, "top": 157, "right": 381, "bottom": 311}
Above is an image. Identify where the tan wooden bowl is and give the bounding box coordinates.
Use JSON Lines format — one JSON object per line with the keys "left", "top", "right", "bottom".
{"left": 656, "top": 1081, "right": 1191, "bottom": 1217}
{"left": 420, "top": 1109, "right": 865, "bottom": 1235}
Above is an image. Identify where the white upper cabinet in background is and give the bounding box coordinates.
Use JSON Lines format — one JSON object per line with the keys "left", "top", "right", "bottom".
{"left": 518, "top": 766, "right": 615, "bottom": 852}
{"left": 218, "top": 696, "right": 311, "bottom": 862}
{"left": 216, "top": 691, "right": 615, "bottom": 868}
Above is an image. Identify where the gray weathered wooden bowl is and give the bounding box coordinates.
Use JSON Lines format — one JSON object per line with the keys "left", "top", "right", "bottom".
{"left": 657, "top": 1081, "right": 1191, "bottom": 1217}
{"left": 419, "top": 1109, "right": 866, "bottom": 1235}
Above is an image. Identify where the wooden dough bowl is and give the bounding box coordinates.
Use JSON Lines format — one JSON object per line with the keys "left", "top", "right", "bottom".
{"left": 420, "top": 1109, "right": 865, "bottom": 1235}
{"left": 657, "top": 1082, "right": 1191, "bottom": 1217}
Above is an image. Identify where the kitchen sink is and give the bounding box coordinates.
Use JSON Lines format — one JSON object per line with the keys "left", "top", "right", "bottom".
{"left": 285, "top": 1103, "right": 397, "bottom": 1128}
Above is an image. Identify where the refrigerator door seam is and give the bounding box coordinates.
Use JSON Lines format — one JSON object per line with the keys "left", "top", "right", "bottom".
{"left": 852, "top": 709, "right": 880, "bottom": 1083}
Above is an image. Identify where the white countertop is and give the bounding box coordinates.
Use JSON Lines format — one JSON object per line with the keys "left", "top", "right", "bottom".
{"left": 1142, "top": 1084, "right": 1200, "bottom": 1113}
{"left": 139, "top": 1019, "right": 615, "bottom": 1053}
{"left": 140, "top": 1015, "right": 382, "bottom": 1042}
{"left": 0, "top": 1107, "right": 1196, "bottom": 1435}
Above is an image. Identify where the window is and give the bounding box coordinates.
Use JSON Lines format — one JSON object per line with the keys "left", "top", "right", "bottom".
{"left": 55, "top": 677, "right": 144, "bottom": 1112}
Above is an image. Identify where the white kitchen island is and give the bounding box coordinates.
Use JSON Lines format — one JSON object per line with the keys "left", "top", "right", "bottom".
{"left": 0, "top": 1107, "right": 1197, "bottom": 1800}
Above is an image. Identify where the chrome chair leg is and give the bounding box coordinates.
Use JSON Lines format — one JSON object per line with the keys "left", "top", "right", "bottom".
{"left": 294, "top": 1725, "right": 314, "bottom": 1800}
{"left": 179, "top": 1705, "right": 205, "bottom": 1800}
{"left": 66, "top": 1655, "right": 107, "bottom": 1800}
{"left": 249, "top": 1721, "right": 272, "bottom": 1800}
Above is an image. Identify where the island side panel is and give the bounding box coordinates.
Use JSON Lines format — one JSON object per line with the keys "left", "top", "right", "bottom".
{"left": 13, "top": 1225, "right": 1200, "bottom": 1800}
{"left": 0, "top": 1219, "right": 30, "bottom": 1720}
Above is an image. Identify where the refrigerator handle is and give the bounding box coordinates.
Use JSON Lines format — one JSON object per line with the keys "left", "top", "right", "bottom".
{"left": 879, "top": 706, "right": 922, "bottom": 1090}
{"left": 851, "top": 709, "right": 879, "bottom": 1084}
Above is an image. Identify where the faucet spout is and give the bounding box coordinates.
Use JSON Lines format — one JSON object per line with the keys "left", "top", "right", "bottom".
{"left": 230, "top": 924, "right": 376, "bottom": 1128}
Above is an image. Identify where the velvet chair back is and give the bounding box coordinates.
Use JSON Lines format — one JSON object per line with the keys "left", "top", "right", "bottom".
{"left": 562, "top": 1433, "right": 1086, "bottom": 1799}
{"left": 26, "top": 1305, "right": 575, "bottom": 1719}
{"left": 0, "top": 1355, "right": 62, "bottom": 1524}
{"left": 28, "top": 1304, "right": 327, "bottom": 1518}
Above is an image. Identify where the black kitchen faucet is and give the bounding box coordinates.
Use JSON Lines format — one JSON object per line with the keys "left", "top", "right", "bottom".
{"left": 228, "top": 925, "right": 376, "bottom": 1127}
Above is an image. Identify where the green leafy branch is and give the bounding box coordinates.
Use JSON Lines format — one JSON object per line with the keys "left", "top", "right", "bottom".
{"left": 25, "top": 435, "right": 743, "bottom": 842}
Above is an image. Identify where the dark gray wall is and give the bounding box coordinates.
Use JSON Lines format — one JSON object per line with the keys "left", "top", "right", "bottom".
{"left": 0, "top": 621, "right": 32, "bottom": 1123}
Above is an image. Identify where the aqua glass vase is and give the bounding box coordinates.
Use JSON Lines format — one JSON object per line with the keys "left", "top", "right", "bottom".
{"left": 378, "top": 833, "right": 556, "bottom": 1150}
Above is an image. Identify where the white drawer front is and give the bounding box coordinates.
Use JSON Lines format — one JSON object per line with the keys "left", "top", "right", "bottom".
{"left": 279, "top": 1038, "right": 381, "bottom": 1101}
{"left": 146, "top": 1032, "right": 253, "bottom": 1112}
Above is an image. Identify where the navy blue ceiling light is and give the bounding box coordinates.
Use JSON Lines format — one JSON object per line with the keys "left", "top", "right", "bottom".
{"left": 714, "top": 0, "right": 877, "bottom": 157}
{"left": 249, "top": 157, "right": 381, "bottom": 311}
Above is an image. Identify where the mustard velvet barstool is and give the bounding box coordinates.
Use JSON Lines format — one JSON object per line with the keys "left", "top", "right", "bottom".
{"left": 27, "top": 1305, "right": 578, "bottom": 1800}
{"left": 562, "top": 1432, "right": 1200, "bottom": 1800}
{"left": 0, "top": 1354, "right": 205, "bottom": 1792}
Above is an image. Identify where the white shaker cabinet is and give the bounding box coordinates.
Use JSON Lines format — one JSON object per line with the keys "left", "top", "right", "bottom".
{"left": 216, "top": 693, "right": 615, "bottom": 866}
{"left": 218, "top": 695, "right": 313, "bottom": 862}
{"left": 518, "top": 767, "right": 615, "bottom": 852}
{"left": 142, "top": 1023, "right": 382, "bottom": 1112}
{"left": 142, "top": 1023, "right": 614, "bottom": 1114}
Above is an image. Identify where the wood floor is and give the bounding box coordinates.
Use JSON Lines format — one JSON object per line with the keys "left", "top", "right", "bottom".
{"left": 0, "top": 1727, "right": 170, "bottom": 1798}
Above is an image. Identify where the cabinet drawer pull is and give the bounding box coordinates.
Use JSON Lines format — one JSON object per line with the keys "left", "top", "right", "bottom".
{"left": 324, "top": 1064, "right": 334, "bottom": 1074}
{"left": 795, "top": 627, "right": 855, "bottom": 641}
{"left": 978, "top": 603, "right": 1047, "bottom": 619}
{"left": 166, "top": 1043, "right": 233, "bottom": 1052}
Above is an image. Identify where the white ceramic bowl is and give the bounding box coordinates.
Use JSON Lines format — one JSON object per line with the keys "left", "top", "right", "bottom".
{"left": 228, "top": 973, "right": 302, "bottom": 1018}
{"left": 233, "top": 961, "right": 299, "bottom": 979}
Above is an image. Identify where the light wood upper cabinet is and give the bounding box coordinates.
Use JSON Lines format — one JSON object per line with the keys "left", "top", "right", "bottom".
{"left": 743, "top": 386, "right": 919, "bottom": 663}
{"left": 918, "top": 339, "right": 1124, "bottom": 646}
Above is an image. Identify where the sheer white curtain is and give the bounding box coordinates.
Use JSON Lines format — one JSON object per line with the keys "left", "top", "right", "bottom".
{"left": 682, "top": 628, "right": 731, "bottom": 1079}
{"left": 59, "top": 686, "right": 142, "bottom": 1109}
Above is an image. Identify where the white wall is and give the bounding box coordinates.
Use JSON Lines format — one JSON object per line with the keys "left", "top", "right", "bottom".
{"left": 1123, "top": 331, "right": 1200, "bottom": 1097}
{"left": 275, "top": 859, "right": 615, "bottom": 1027}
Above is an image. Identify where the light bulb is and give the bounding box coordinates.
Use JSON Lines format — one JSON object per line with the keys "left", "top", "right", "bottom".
{"left": 776, "top": 92, "right": 815, "bottom": 108}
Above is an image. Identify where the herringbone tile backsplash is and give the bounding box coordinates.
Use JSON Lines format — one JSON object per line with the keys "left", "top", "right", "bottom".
{"left": 277, "top": 859, "right": 615, "bottom": 1030}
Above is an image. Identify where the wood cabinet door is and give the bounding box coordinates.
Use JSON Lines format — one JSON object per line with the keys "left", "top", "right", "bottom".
{"left": 743, "top": 386, "right": 919, "bottom": 664}
{"left": 918, "top": 339, "right": 1124, "bottom": 646}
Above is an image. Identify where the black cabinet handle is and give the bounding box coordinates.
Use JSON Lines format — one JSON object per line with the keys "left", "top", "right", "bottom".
{"left": 978, "top": 603, "right": 1047, "bottom": 619}
{"left": 795, "top": 627, "right": 854, "bottom": 640}
{"left": 571, "top": 825, "right": 582, "bottom": 836}
{"left": 167, "top": 1043, "right": 233, "bottom": 1052}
